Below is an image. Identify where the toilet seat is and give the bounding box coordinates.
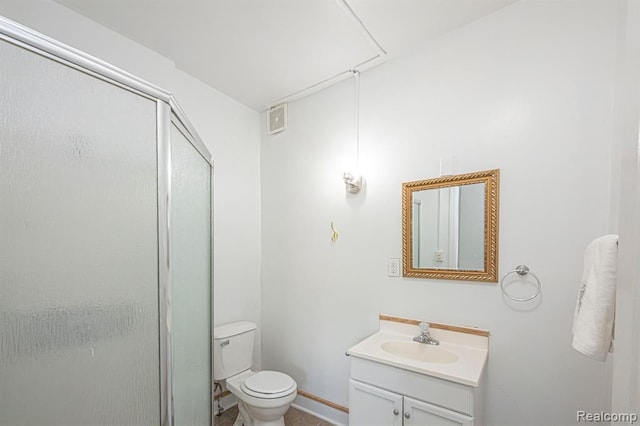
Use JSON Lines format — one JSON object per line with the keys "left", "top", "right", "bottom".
{"left": 241, "top": 371, "right": 295, "bottom": 399}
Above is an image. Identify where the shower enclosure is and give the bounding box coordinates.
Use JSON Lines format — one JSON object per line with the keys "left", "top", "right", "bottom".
{"left": 0, "top": 17, "right": 212, "bottom": 425}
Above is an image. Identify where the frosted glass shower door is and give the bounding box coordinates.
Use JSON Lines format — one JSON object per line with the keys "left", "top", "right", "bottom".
{"left": 0, "top": 39, "right": 160, "bottom": 424}
{"left": 170, "top": 122, "right": 212, "bottom": 425}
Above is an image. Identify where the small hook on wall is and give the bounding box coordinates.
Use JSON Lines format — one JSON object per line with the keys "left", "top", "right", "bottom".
{"left": 330, "top": 222, "right": 339, "bottom": 243}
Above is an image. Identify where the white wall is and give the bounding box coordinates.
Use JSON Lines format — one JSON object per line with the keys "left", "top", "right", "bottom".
{"left": 0, "top": 0, "right": 263, "bottom": 362}
{"left": 261, "top": 1, "right": 620, "bottom": 425}
{"left": 611, "top": 0, "right": 640, "bottom": 416}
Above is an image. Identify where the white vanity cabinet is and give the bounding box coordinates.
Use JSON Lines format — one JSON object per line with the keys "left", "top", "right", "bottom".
{"left": 348, "top": 357, "right": 480, "bottom": 426}
{"left": 346, "top": 316, "right": 488, "bottom": 426}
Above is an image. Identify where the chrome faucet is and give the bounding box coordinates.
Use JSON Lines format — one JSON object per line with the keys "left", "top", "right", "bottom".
{"left": 413, "top": 321, "right": 439, "bottom": 345}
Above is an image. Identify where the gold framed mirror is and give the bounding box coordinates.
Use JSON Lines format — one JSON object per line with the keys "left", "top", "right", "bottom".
{"left": 402, "top": 169, "right": 499, "bottom": 281}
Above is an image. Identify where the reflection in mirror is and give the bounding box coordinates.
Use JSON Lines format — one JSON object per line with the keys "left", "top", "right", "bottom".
{"left": 412, "top": 183, "right": 485, "bottom": 270}
{"left": 403, "top": 169, "right": 499, "bottom": 282}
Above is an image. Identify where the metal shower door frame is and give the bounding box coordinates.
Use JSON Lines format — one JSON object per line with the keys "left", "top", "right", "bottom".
{"left": 0, "top": 16, "right": 214, "bottom": 426}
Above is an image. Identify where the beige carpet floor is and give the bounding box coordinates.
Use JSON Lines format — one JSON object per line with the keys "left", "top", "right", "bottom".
{"left": 214, "top": 405, "right": 334, "bottom": 426}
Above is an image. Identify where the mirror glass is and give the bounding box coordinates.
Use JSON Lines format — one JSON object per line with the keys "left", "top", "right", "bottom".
{"left": 402, "top": 169, "right": 499, "bottom": 282}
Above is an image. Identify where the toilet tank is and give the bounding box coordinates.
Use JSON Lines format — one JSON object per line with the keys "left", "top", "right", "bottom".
{"left": 213, "top": 321, "right": 256, "bottom": 380}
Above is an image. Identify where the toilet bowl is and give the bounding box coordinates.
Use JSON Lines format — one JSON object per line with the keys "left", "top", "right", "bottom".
{"left": 226, "top": 370, "right": 297, "bottom": 426}
{"left": 213, "top": 321, "right": 297, "bottom": 426}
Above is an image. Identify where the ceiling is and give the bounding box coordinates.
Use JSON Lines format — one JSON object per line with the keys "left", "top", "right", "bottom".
{"left": 52, "top": 0, "right": 519, "bottom": 111}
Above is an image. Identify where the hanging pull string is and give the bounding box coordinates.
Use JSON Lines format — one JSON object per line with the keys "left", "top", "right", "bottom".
{"left": 350, "top": 69, "right": 360, "bottom": 170}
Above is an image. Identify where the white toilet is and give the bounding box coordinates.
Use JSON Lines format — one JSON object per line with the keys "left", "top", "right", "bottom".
{"left": 213, "top": 321, "right": 297, "bottom": 426}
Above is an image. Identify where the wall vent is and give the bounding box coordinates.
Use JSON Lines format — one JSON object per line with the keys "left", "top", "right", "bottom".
{"left": 267, "top": 103, "right": 287, "bottom": 135}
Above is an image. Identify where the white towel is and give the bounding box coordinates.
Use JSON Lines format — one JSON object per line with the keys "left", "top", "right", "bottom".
{"left": 572, "top": 234, "right": 618, "bottom": 361}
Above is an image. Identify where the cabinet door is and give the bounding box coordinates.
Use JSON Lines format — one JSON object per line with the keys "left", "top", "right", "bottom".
{"left": 404, "top": 396, "right": 474, "bottom": 426}
{"left": 349, "top": 379, "right": 403, "bottom": 426}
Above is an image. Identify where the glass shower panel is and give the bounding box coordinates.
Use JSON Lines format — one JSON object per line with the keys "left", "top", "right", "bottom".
{"left": 0, "top": 40, "right": 160, "bottom": 425}
{"left": 170, "top": 123, "right": 212, "bottom": 425}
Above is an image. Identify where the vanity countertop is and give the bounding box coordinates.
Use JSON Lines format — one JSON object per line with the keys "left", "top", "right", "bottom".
{"left": 347, "top": 317, "right": 489, "bottom": 387}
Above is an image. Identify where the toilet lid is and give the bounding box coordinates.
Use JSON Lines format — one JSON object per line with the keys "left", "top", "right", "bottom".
{"left": 242, "top": 371, "right": 295, "bottom": 397}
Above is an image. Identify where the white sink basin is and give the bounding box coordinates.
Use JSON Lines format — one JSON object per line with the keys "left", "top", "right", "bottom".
{"left": 381, "top": 341, "right": 459, "bottom": 364}
{"left": 346, "top": 319, "right": 489, "bottom": 386}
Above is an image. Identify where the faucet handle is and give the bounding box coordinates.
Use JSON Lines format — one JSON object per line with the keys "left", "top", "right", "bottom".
{"left": 418, "top": 321, "right": 430, "bottom": 333}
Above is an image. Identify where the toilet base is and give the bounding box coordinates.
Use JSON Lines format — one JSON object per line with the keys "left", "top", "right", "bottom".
{"left": 225, "top": 370, "right": 297, "bottom": 426}
{"left": 233, "top": 401, "right": 287, "bottom": 426}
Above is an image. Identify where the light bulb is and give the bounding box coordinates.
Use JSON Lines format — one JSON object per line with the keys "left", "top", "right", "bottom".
{"left": 343, "top": 172, "right": 363, "bottom": 194}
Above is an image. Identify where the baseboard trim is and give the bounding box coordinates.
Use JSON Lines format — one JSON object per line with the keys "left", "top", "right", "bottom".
{"left": 214, "top": 390, "right": 231, "bottom": 401}
{"left": 213, "top": 387, "right": 348, "bottom": 416}
{"left": 291, "top": 402, "right": 346, "bottom": 426}
{"left": 297, "top": 389, "right": 349, "bottom": 413}
{"left": 213, "top": 393, "right": 236, "bottom": 417}
{"left": 213, "top": 389, "right": 349, "bottom": 414}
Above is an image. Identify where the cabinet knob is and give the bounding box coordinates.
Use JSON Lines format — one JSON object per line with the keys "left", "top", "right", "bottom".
{"left": 393, "top": 409, "right": 399, "bottom": 416}
{"left": 404, "top": 412, "right": 411, "bottom": 419}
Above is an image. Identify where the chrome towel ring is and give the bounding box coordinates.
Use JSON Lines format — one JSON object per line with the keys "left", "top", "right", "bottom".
{"left": 500, "top": 265, "right": 541, "bottom": 302}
